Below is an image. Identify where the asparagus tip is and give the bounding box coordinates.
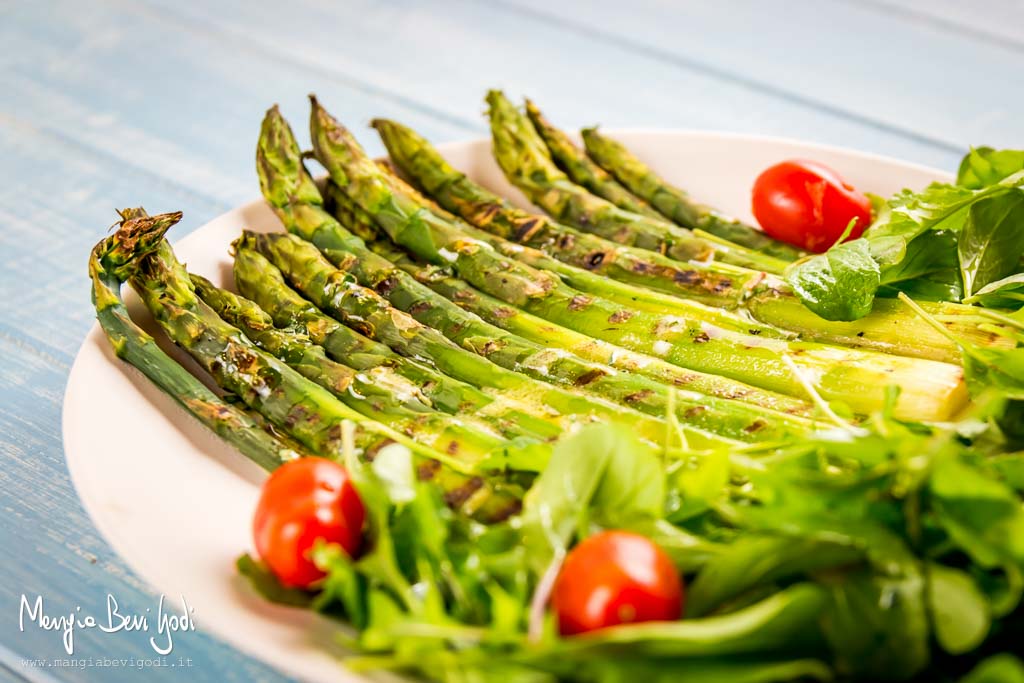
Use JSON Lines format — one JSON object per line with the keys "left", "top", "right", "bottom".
{"left": 231, "top": 231, "right": 259, "bottom": 254}
{"left": 95, "top": 209, "right": 181, "bottom": 280}
{"left": 484, "top": 89, "right": 507, "bottom": 106}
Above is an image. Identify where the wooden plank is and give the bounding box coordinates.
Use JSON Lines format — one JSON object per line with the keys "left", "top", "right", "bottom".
{"left": 135, "top": 0, "right": 970, "bottom": 172}
{"left": 854, "top": 0, "right": 1024, "bottom": 50}
{"left": 0, "top": 124, "right": 290, "bottom": 680}
{"left": 0, "top": 0, "right": 477, "bottom": 210}
{"left": 0, "top": 3, "right": 483, "bottom": 677}
{"left": 494, "top": 0, "right": 1024, "bottom": 151}
{"left": 1, "top": 0, "right": 1017, "bottom": 679}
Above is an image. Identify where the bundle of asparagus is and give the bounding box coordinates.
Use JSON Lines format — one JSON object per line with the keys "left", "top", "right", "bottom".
{"left": 307, "top": 97, "right": 967, "bottom": 422}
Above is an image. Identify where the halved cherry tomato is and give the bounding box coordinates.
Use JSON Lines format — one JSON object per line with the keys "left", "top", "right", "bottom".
{"left": 552, "top": 530, "right": 683, "bottom": 635}
{"left": 752, "top": 159, "right": 872, "bottom": 253}
{"left": 253, "top": 457, "right": 365, "bottom": 588}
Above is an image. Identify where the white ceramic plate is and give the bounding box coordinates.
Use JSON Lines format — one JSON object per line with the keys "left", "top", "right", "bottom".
{"left": 63, "top": 132, "right": 950, "bottom": 682}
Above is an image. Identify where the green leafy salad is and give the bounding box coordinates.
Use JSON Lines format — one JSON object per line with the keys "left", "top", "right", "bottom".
{"left": 87, "top": 91, "right": 1024, "bottom": 683}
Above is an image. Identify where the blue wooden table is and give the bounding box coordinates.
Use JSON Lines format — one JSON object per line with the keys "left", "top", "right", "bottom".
{"left": 1, "top": 1, "right": 1021, "bottom": 679}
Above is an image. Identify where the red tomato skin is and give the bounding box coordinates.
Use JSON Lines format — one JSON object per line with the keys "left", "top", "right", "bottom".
{"left": 752, "top": 159, "right": 872, "bottom": 253}
{"left": 253, "top": 457, "right": 365, "bottom": 588}
{"left": 552, "top": 530, "right": 683, "bottom": 635}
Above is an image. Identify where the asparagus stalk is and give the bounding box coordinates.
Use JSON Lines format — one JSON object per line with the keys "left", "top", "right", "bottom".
{"left": 367, "top": 240, "right": 814, "bottom": 417}
{"left": 106, "top": 210, "right": 422, "bottom": 465}
{"left": 486, "top": 90, "right": 788, "bottom": 274}
{"left": 251, "top": 217, "right": 812, "bottom": 442}
{"left": 193, "top": 273, "right": 424, "bottom": 410}
{"left": 192, "top": 273, "right": 549, "bottom": 504}
{"left": 240, "top": 229, "right": 716, "bottom": 447}
{"left": 371, "top": 118, "right": 785, "bottom": 326}
{"left": 254, "top": 104, "right": 806, "bottom": 422}
{"left": 132, "top": 241, "right": 433, "bottom": 461}
{"left": 125, "top": 223, "right": 523, "bottom": 518}
{"left": 256, "top": 105, "right": 568, "bottom": 442}
{"left": 308, "top": 96, "right": 968, "bottom": 421}
{"left": 523, "top": 99, "right": 662, "bottom": 219}
{"left": 581, "top": 126, "right": 805, "bottom": 261}
{"left": 233, "top": 248, "right": 562, "bottom": 442}
{"left": 192, "top": 274, "right": 553, "bottom": 466}
{"left": 89, "top": 211, "right": 305, "bottom": 471}
{"left": 328, "top": 176, "right": 776, "bottom": 336}
{"left": 373, "top": 117, "right": 1001, "bottom": 364}
{"left": 312, "top": 235, "right": 802, "bottom": 444}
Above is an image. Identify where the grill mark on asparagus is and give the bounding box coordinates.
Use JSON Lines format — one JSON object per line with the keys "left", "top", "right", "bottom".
{"left": 568, "top": 295, "right": 591, "bottom": 311}
{"left": 444, "top": 476, "right": 484, "bottom": 506}
{"left": 417, "top": 460, "right": 441, "bottom": 481}
{"left": 608, "top": 309, "right": 634, "bottom": 324}
{"left": 573, "top": 368, "right": 607, "bottom": 386}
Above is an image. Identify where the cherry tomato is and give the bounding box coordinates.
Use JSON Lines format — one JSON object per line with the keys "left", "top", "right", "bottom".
{"left": 752, "top": 159, "right": 872, "bottom": 253}
{"left": 552, "top": 530, "right": 683, "bottom": 635}
{"left": 253, "top": 457, "right": 365, "bottom": 588}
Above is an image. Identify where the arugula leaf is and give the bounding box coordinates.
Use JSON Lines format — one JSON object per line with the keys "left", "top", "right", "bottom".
{"left": 787, "top": 170, "right": 1024, "bottom": 321}
{"left": 236, "top": 554, "right": 314, "bottom": 607}
{"left": 926, "top": 563, "right": 990, "bottom": 655}
{"left": 879, "top": 230, "right": 961, "bottom": 296}
{"left": 686, "top": 536, "right": 861, "bottom": 617}
{"left": 958, "top": 189, "right": 1024, "bottom": 299}
{"left": 820, "top": 569, "right": 929, "bottom": 680}
{"left": 959, "top": 654, "right": 1024, "bottom": 683}
{"left": 785, "top": 239, "right": 880, "bottom": 320}
{"left": 519, "top": 423, "right": 665, "bottom": 574}
{"left": 963, "top": 272, "right": 1024, "bottom": 308}
{"left": 990, "top": 452, "right": 1024, "bottom": 492}
{"left": 929, "top": 454, "right": 1024, "bottom": 569}
{"left": 521, "top": 584, "right": 827, "bottom": 659}
{"left": 310, "top": 542, "right": 367, "bottom": 626}
{"left": 666, "top": 448, "right": 730, "bottom": 520}
{"left": 958, "top": 147, "right": 1024, "bottom": 189}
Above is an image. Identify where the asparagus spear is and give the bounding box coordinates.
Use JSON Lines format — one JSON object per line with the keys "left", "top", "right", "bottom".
{"left": 308, "top": 96, "right": 968, "bottom": 421}
{"left": 373, "top": 117, "right": 1001, "bottom": 364}
{"left": 233, "top": 248, "right": 562, "bottom": 442}
{"left": 192, "top": 274, "right": 553, "bottom": 466}
{"left": 523, "top": 99, "right": 662, "bottom": 219}
{"left": 105, "top": 210, "right": 441, "bottom": 463}
{"left": 371, "top": 118, "right": 782, "bottom": 323}
{"left": 367, "top": 240, "right": 814, "bottom": 417}
{"left": 89, "top": 211, "right": 306, "bottom": 471}
{"left": 311, "top": 237, "right": 804, "bottom": 443}
{"left": 486, "top": 90, "right": 788, "bottom": 274}
{"left": 124, "top": 222, "right": 525, "bottom": 518}
{"left": 327, "top": 176, "right": 777, "bottom": 337}
{"left": 253, "top": 222, "right": 812, "bottom": 443}
{"left": 193, "top": 273, "right": 422, "bottom": 410}
{"left": 132, "top": 240, "right": 429, "bottom": 461}
{"left": 581, "top": 126, "right": 805, "bottom": 261}
{"left": 254, "top": 104, "right": 805, "bottom": 420}
{"left": 240, "top": 229, "right": 724, "bottom": 447}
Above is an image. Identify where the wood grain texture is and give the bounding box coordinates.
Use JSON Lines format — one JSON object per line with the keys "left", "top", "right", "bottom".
{"left": 497, "top": 0, "right": 1024, "bottom": 152}
{"left": 0, "top": 0, "right": 1020, "bottom": 680}
{"left": 856, "top": 0, "right": 1024, "bottom": 51}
